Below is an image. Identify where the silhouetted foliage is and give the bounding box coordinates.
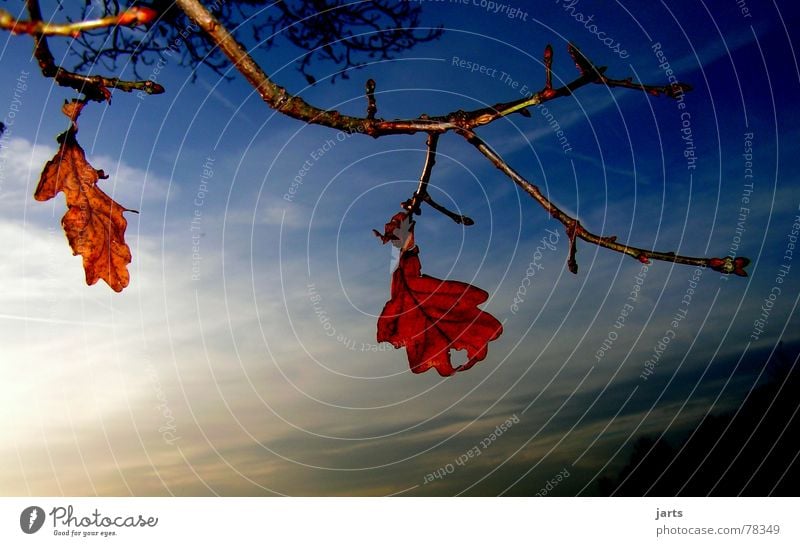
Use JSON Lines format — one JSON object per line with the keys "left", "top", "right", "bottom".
{"left": 56, "top": 0, "right": 441, "bottom": 82}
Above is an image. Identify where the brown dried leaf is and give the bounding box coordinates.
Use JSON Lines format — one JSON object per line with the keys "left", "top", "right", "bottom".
{"left": 61, "top": 99, "right": 86, "bottom": 126}
{"left": 34, "top": 110, "right": 132, "bottom": 292}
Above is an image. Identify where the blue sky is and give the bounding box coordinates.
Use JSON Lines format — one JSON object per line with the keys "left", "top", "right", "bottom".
{"left": 1, "top": 0, "right": 799, "bottom": 495}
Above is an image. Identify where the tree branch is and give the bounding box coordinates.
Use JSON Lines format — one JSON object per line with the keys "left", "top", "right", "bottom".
{"left": 1, "top": 6, "right": 156, "bottom": 37}
{"left": 422, "top": 194, "right": 474, "bottom": 226}
{"left": 400, "top": 134, "right": 474, "bottom": 226}
{"left": 568, "top": 43, "right": 691, "bottom": 99}
{"left": 171, "top": 0, "right": 748, "bottom": 276}
{"left": 365, "top": 78, "right": 377, "bottom": 120}
{"left": 461, "top": 128, "right": 749, "bottom": 275}
{"left": 22, "top": 0, "right": 164, "bottom": 102}
{"left": 404, "top": 133, "right": 439, "bottom": 215}
{"left": 175, "top": 0, "right": 692, "bottom": 138}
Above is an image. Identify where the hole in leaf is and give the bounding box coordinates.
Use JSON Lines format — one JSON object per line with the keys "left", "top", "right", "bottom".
{"left": 451, "top": 349, "right": 469, "bottom": 369}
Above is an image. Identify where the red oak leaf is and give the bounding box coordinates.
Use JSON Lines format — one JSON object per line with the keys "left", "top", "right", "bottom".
{"left": 34, "top": 101, "right": 133, "bottom": 292}
{"left": 377, "top": 246, "right": 503, "bottom": 376}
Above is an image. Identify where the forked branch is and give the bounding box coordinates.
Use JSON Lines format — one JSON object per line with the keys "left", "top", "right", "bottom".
{"left": 6, "top": 0, "right": 746, "bottom": 278}
{"left": 173, "top": 0, "right": 748, "bottom": 276}
{"left": 401, "top": 134, "right": 473, "bottom": 226}
{"left": 22, "top": 0, "right": 164, "bottom": 102}
{"left": 173, "top": 0, "right": 688, "bottom": 136}
{"left": 405, "top": 133, "right": 439, "bottom": 214}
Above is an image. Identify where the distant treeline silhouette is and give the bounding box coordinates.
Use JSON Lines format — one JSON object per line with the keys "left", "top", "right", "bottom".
{"left": 599, "top": 342, "right": 799, "bottom": 495}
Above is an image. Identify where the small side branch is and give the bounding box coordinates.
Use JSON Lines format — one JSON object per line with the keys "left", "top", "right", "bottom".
{"left": 543, "top": 44, "right": 554, "bottom": 98}
{"left": 461, "top": 129, "right": 749, "bottom": 276}
{"left": 174, "top": 0, "right": 694, "bottom": 137}
{"left": 23, "top": 0, "right": 164, "bottom": 102}
{"left": 365, "top": 79, "right": 377, "bottom": 120}
{"left": 423, "top": 194, "right": 474, "bottom": 225}
{"left": 1, "top": 6, "right": 156, "bottom": 37}
{"left": 568, "top": 43, "right": 691, "bottom": 98}
{"left": 402, "top": 134, "right": 474, "bottom": 225}
{"left": 404, "top": 133, "right": 439, "bottom": 215}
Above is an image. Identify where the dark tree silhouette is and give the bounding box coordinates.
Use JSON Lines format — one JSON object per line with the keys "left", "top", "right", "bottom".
{"left": 599, "top": 343, "right": 800, "bottom": 496}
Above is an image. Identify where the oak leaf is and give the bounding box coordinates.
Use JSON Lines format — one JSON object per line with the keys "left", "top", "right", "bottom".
{"left": 34, "top": 101, "right": 133, "bottom": 292}
{"left": 377, "top": 246, "right": 503, "bottom": 376}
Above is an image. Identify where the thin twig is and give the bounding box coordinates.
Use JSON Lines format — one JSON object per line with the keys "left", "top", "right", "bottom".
{"left": 1, "top": 6, "right": 156, "bottom": 37}
{"left": 423, "top": 194, "right": 474, "bottom": 226}
{"left": 568, "top": 43, "right": 691, "bottom": 98}
{"left": 402, "top": 134, "right": 474, "bottom": 225}
{"left": 461, "top": 128, "right": 749, "bottom": 275}
{"left": 404, "top": 133, "right": 439, "bottom": 215}
{"left": 543, "top": 44, "right": 554, "bottom": 98}
{"left": 365, "top": 78, "right": 377, "bottom": 120}
{"left": 23, "top": 0, "right": 164, "bottom": 102}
